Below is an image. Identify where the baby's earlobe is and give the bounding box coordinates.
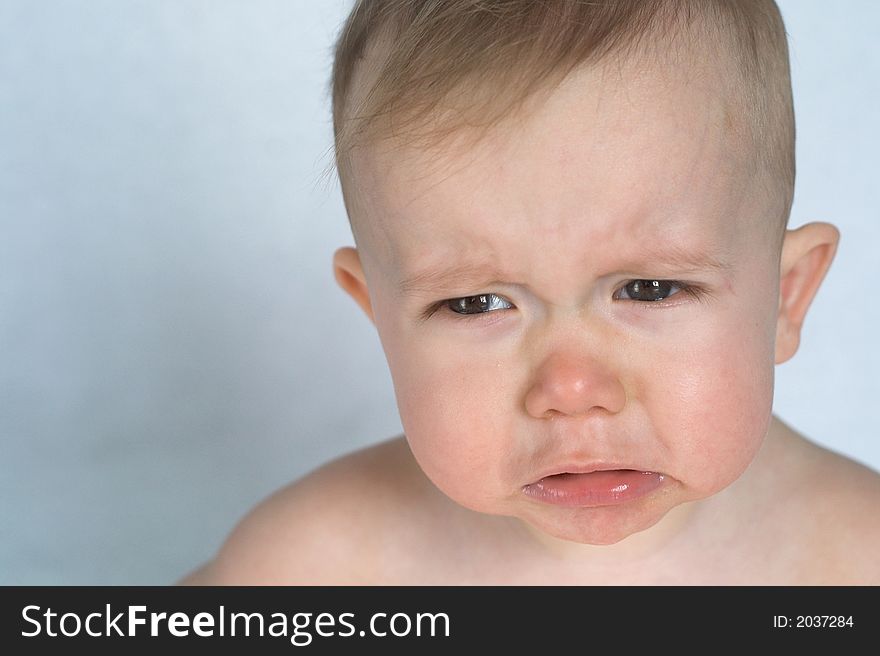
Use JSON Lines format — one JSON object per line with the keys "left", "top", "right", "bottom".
{"left": 775, "top": 222, "right": 840, "bottom": 364}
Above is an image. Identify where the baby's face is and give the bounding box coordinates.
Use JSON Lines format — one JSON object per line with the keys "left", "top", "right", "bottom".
{"left": 345, "top": 56, "right": 784, "bottom": 545}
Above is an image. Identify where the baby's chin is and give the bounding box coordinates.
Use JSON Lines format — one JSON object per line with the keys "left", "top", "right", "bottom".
{"left": 510, "top": 483, "right": 693, "bottom": 547}
{"left": 520, "top": 506, "right": 671, "bottom": 546}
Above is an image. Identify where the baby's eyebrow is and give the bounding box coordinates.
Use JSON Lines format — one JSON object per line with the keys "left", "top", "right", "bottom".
{"left": 398, "top": 246, "right": 732, "bottom": 297}
{"left": 620, "top": 246, "right": 734, "bottom": 276}
{"left": 399, "top": 262, "right": 506, "bottom": 298}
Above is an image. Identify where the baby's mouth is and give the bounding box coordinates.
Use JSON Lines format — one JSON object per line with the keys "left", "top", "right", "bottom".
{"left": 522, "top": 469, "right": 665, "bottom": 507}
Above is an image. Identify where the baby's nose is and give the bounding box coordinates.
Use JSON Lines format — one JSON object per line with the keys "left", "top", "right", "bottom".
{"left": 524, "top": 351, "right": 626, "bottom": 419}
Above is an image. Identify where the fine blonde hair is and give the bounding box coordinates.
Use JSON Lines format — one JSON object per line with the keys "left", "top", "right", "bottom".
{"left": 327, "top": 0, "right": 795, "bottom": 245}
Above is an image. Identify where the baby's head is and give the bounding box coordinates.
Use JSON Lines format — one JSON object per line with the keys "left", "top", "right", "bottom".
{"left": 328, "top": 0, "right": 838, "bottom": 546}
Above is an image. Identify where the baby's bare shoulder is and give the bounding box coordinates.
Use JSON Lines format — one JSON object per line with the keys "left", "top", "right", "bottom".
{"left": 183, "top": 436, "right": 428, "bottom": 585}
{"left": 792, "top": 444, "right": 880, "bottom": 584}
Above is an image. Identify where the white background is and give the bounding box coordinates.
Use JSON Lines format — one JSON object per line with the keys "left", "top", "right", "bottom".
{"left": 1, "top": 0, "right": 877, "bottom": 584}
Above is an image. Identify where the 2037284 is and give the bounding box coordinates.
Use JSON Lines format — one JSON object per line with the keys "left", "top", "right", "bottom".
{"left": 773, "top": 616, "right": 854, "bottom": 628}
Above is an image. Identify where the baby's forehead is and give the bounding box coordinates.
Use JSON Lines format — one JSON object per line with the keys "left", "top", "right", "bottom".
{"left": 352, "top": 83, "right": 767, "bottom": 288}
{"left": 356, "top": 174, "right": 754, "bottom": 297}
{"left": 353, "top": 59, "right": 757, "bottom": 253}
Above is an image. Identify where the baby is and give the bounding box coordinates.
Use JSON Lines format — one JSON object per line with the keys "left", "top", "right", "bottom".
{"left": 181, "top": 0, "right": 880, "bottom": 585}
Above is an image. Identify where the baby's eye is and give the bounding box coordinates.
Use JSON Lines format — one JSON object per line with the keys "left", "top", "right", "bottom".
{"left": 427, "top": 280, "right": 704, "bottom": 322}
{"left": 445, "top": 293, "right": 513, "bottom": 316}
{"left": 615, "top": 279, "right": 690, "bottom": 302}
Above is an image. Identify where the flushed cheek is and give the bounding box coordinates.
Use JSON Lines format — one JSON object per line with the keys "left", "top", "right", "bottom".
{"left": 658, "top": 326, "right": 774, "bottom": 495}
{"left": 391, "top": 344, "right": 516, "bottom": 513}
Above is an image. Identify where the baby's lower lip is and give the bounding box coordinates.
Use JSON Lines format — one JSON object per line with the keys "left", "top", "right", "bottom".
{"left": 521, "top": 470, "right": 665, "bottom": 507}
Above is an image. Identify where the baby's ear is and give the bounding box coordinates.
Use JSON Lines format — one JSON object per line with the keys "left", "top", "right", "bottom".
{"left": 333, "top": 246, "right": 375, "bottom": 324}
{"left": 775, "top": 222, "right": 840, "bottom": 364}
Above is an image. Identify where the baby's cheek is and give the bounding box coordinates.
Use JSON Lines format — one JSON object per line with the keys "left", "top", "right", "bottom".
{"left": 373, "top": 301, "right": 502, "bottom": 509}
{"left": 663, "top": 329, "right": 774, "bottom": 494}
{"left": 393, "top": 348, "right": 510, "bottom": 511}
